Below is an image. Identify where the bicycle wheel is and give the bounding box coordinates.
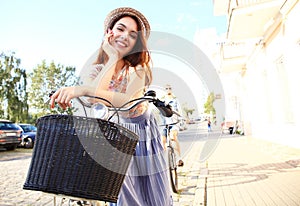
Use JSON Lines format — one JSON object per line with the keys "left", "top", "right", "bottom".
{"left": 168, "top": 146, "right": 178, "bottom": 193}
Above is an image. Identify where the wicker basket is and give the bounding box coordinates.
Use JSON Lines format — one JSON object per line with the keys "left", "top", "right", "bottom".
{"left": 23, "top": 114, "right": 139, "bottom": 203}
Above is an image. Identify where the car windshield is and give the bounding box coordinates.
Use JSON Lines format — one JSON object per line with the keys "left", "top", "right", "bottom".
{"left": 0, "top": 122, "right": 20, "bottom": 130}
{"left": 19, "top": 125, "right": 37, "bottom": 132}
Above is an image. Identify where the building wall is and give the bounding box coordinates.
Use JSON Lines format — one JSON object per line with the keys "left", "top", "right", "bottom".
{"left": 241, "top": 1, "right": 300, "bottom": 148}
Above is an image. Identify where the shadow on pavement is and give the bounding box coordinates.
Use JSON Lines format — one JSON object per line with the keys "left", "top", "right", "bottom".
{"left": 207, "top": 159, "right": 300, "bottom": 188}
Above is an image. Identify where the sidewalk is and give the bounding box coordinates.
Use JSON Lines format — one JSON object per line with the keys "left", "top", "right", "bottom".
{"left": 173, "top": 139, "right": 207, "bottom": 206}
{"left": 185, "top": 135, "right": 300, "bottom": 206}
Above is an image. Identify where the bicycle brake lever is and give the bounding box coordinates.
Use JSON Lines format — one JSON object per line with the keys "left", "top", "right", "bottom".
{"left": 44, "top": 90, "right": 56, "bottom": 104}
{"left": 49, "top": 90, "right": 56, "bottom": 97}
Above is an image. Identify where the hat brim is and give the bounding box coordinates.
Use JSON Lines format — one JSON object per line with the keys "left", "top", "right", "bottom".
{"left": 104, "top": 7, "right": 151, "bottom": 39}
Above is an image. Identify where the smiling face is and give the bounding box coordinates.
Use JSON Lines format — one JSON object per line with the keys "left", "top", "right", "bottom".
{"left": 110, "top": 16, "right": 138, "bottom": 58}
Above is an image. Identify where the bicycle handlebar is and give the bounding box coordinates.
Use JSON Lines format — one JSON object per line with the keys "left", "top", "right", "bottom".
{"left": 48, "top": 90, "right": 178, "bottom": 118}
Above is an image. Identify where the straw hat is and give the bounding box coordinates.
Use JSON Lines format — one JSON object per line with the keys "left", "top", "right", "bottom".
{"left": 104, "top": 7, "right": 151, "bottom": 39}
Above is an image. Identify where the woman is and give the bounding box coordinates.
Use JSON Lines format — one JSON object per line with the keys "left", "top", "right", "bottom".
{"left": 50, "top": 7, "right": 173, "bottom": 206}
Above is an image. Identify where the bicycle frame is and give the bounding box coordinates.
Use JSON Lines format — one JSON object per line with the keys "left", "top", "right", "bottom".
{"left": 163, "top": 119, "right": 180, "bottom": 194}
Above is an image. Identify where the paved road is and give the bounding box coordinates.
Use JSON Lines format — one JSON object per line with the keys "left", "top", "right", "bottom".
{"left": 0, "top": 123, "right": 208, "bottom": 206}
{"left": 3, "top": 122, "right": 299, "bottom": 206}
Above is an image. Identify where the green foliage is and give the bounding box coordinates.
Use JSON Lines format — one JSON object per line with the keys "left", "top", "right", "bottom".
{"left": 204, "top": 92, "right": 216, "bottom": 115}
{"left": 0, "top": 51, "right": 79, "bottom": 123}
{"left": 29, "top": 60, "right": 78, "bottom": 120}
{"left": 0, "top": 52, "right": 28, "bottom": 122}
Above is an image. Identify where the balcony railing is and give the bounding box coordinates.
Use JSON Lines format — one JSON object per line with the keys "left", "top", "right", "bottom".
{"left": 231, "top": 0, "right": 277, "bottom": 7}
{"left": 213, "top": 0, "right": 283, "bottom": 16}
{"left": 229, "top": 0, "right": 283, "bottom": 13}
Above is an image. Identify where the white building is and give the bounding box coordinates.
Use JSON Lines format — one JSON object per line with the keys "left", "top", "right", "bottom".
{"left": 213, "top": 0, "right": 300, "bottom": 148}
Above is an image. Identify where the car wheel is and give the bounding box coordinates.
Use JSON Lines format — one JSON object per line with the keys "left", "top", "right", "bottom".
{"left": 24, "top": 138, "right": 34, "bottom": 149}
{"left": 5, "top": 145, "right": 17, "bottom": 151}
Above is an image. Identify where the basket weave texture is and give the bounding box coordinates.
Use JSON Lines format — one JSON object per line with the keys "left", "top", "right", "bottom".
{"left": 23, "top": 114, "right": 139, "bottom": 203}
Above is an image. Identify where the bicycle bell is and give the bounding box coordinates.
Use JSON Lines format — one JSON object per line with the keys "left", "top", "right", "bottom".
{"left": 91, "top": 102, "right": 109, "bottom": 119}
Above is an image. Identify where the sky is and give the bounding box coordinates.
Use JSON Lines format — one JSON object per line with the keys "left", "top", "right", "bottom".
{"left": 0, "top": 0, "right": 227, "bottom": 70}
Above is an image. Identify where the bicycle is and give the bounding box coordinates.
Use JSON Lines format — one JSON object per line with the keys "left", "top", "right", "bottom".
{"left": 24, "top": 90, "right": 175, "bottom": 205}
{"left": 87, "top": 90, "right": 182, "bottom": 195}
{"left": 161, "top": 113, "right": 181, "bottom": 194}
{"left": 80, "top": 90, "right": 181, "bottom": 194}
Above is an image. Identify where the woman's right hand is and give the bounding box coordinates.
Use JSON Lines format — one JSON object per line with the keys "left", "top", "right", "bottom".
{"left": 102, "top": 30, "right": 119, "bottom": 61}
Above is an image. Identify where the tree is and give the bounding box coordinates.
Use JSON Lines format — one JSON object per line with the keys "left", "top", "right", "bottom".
{"left": 204, "top": 92, "right": 216, "bottom": 115}
{"left": 29, "top": 60, "right": 78, "bottom": 121}
{"left": 182, "top": 103, "right": 195, "bottom": 119}
{"left": 0, "top": 52, "right": 28, "bottom": 122}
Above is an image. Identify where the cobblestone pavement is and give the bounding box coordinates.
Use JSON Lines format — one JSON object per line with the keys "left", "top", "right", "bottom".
{"left": 0, "top": 150, "right": 54, "bottom": 205}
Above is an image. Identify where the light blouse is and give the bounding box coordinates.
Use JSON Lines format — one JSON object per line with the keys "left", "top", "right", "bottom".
{"left": 88, "top": 64, "right": 148, "bottom": 118}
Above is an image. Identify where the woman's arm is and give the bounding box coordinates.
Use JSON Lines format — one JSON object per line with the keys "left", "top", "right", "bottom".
{"left": 85, "top": 66, "right": 146, "bottom": 106}
{"left": 50, "top": 30, "right": 146, "bottom": 109}
{"left": 49, "top": 59, "right": 117, "bottom": 110}
{"left": 50, "top": 66, "right": 146, "bottom": 109}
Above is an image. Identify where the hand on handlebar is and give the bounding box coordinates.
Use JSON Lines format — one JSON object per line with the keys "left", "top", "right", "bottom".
{"left": 49, "top": 86, "right": 85, "bottom": 110}
{"left": 48, "top": 88, "right": 175, "bottom": 118}
{"left": 144, "top": 90, "right": 173, "bottom": 117}
{"left": 153, "top": 99, "right": 173, "bottom": 117}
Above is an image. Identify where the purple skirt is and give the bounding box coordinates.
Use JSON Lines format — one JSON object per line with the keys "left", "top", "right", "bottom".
{"left": 110, "top": 109, "right": 173, "bottom": 206}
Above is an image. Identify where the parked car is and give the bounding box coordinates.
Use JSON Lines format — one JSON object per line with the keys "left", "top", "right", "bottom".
{"left": 18, "top": 123, "right": 37, "bottom": 148}
{"left": 0, "top": 119, "right": 22, "bottom": 150}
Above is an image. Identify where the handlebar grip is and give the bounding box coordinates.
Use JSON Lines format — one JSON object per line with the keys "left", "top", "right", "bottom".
{"left": 153, "top": 99, "right": 173, "bottom": 117}
{"left": 144, "top": 90, "right": 156, "bottom": 97}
